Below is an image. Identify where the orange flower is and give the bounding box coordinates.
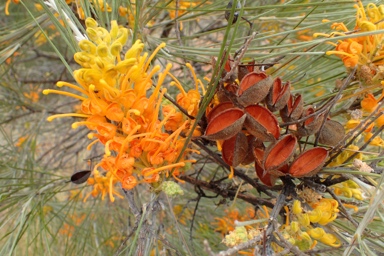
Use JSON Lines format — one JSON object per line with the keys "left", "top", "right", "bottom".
{"left": 316, "top": 2, "right": 384, "bottom": 69}
{"left": 5, "top": 0, "right": 19, "bottom": 15}
{"left": 361, "top": 93, "right": 381, "bottom": 112}
{"left": 44, "top": 18, "right": 200, "bottom": 200}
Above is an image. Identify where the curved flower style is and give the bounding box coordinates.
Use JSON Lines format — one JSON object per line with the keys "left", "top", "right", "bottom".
{"left": 44, "top": 18, "right": 200, "bottom": 201}
{"left": 5, "top": 0, "right": 19, "bottom": 15}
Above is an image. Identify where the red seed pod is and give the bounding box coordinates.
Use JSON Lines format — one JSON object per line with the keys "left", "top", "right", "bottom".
{"left": 266, "top": 78, "right": 291, "bottom": 112}
{"left": 255, "top": 160, "right": 277, "bottom": 187}
{"left": 222, "top": 132, "right": 249, "bottom": 167}
{"left": 263, "top": 134, "right": 297, "bottom": 176}
{"left": 237, "top": 72, "right": 273, "bottom": 107}
{"left": 288, "top": 147, "right": 328, "bottom": 178}
{"left": 244, "top": 105, "right": 280, "bottom": 142}
{"left": 280, "top": 93, "right": 304, "bottom": 122}
{"left": 204, "top": 108, "right": 246, "bottom": 141}
{"left": 206, "top": 102, "right": 234, "bottom": 123}
{"left": 253, "top": 147, "right": 265, "bottom": 166}
{"left": 296, "top": 106, "right": 324, "bottom": 137}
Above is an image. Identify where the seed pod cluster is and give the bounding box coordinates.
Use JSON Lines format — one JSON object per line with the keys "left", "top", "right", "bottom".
{"left": 203, "top": 58, "right": 344, "bottom": 186}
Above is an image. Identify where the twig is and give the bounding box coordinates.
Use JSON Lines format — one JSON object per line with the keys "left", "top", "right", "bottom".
{"left": 325, "top": 108, "right": 384, "bottom": 166}
{"left": 314, "top": 67, "right": 357, "bottom": 146}
{"left": 114, "top": 189, "right": 142, "bottom": 256}
{"left": 192, "top": 138, "right": 275, "bottom": 197}
{"left": 221, "top": 31, "right": 257, "bottom": 83}
{"left": 281, "top": 67, "right": 357, "bottom": 129}
{"left": 343, "top": 124, "right": 384, "bottom": 164}
{"left": 180, "top": 175, "right": 275, "bottom": 209}
{"left": 264, "top": 177, "right": 296, "bottom": 254}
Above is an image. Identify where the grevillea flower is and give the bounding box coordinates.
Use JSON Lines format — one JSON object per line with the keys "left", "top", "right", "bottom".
{"left": 314, "top": 2, "right": 384, "bottom": 75}
{"left": 280, "top": 198, "right": 341, "bottom": 250}
{"left": 332, "top": 180, "right": 364, "bottom": 200}
{"left": 44, "top": 18, "right": 200, "bottom": 201}
{"left": 308, "top": 198, "right": 339, "bottom": 225}
{"left": 5, "top": 0, "right": 19, "bottom": 15}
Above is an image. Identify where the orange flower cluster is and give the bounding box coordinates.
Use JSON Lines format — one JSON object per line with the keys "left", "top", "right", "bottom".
{"left": 315, "top": 2, "right": 384, "bottom": 73}
{"left": 44, "top": 18, "right": 201, "bottom": 201}
{"left": 345, "top": 88, "right": 384, "bottom": 148}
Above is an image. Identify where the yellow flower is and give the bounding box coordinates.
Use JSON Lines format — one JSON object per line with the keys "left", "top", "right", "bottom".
{"left": 364, "top": 132, "right": 384, "bottom": 147}
{"left": 292, "top": 200, "right": 303, "bottom": 215}
{"left": 308, "top": 227, "right": 341, "bottom": 248}
{"left": 309, "top": 198, "right": 339, "bottom": 225}
{"left": 328, "top": 145, "right": 361, "bottom": 167}
{"left": 333, "top": 180, "right": 364, "bottom": 200}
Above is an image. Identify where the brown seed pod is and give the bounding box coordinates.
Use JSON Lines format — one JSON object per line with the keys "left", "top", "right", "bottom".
{"left": 267, "top": 78, "right": 291, "bottom": 112}
{"left": 204, "top": 108, "right": 246, "bottom": 141}
{"left": 296, "top": 106, "right": 324, "bottom": 137}
{"left": 318, "top": 119, "right": 345, "bottom": 146}
{"left": 206, "top": 102, "right": 234, "bottom": 123}
{"left": 222, "top": 132, "right": 248, "bottom": 167}
{"left": 280, "top": 93, "right": 304, "bottom": 122}
{"left": 237, "top": 72, "right": 273, "bottom": 107}
{"left": 255, "top": 160, "right": 276, "bottom": 187}
{"left": 263, "top": 134, "right": 297, "bottom": 176}
{"left": 244, "top": 105, "right": 280, "bottom": 142}
{"left": 288, "top": 147, "right": 328, "bottom": 178}
{"left": 240, "top": 135, "right": 258, "bottom": 165}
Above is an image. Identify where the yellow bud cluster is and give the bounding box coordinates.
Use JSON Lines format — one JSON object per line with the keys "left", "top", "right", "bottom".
{"left": 222, "top": 226, "right": 249, "bottom": 247}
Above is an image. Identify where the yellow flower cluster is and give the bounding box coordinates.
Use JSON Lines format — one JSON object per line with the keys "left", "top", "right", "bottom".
{"left": 281, "top": 199, "right": 341, "bottom": 250}
{"left": 332, "top": 180, "right": 364, "bottom": 201}
{"left": 315, "top": 2, "right": 384, "bottom": 74}
{"left": 44, "top": 18, "right": 201, "bottom": 201}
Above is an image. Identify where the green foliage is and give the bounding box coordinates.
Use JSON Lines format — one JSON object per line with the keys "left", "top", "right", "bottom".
{"left": 1, "top": 0, "right": 383, "bottom": 255}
